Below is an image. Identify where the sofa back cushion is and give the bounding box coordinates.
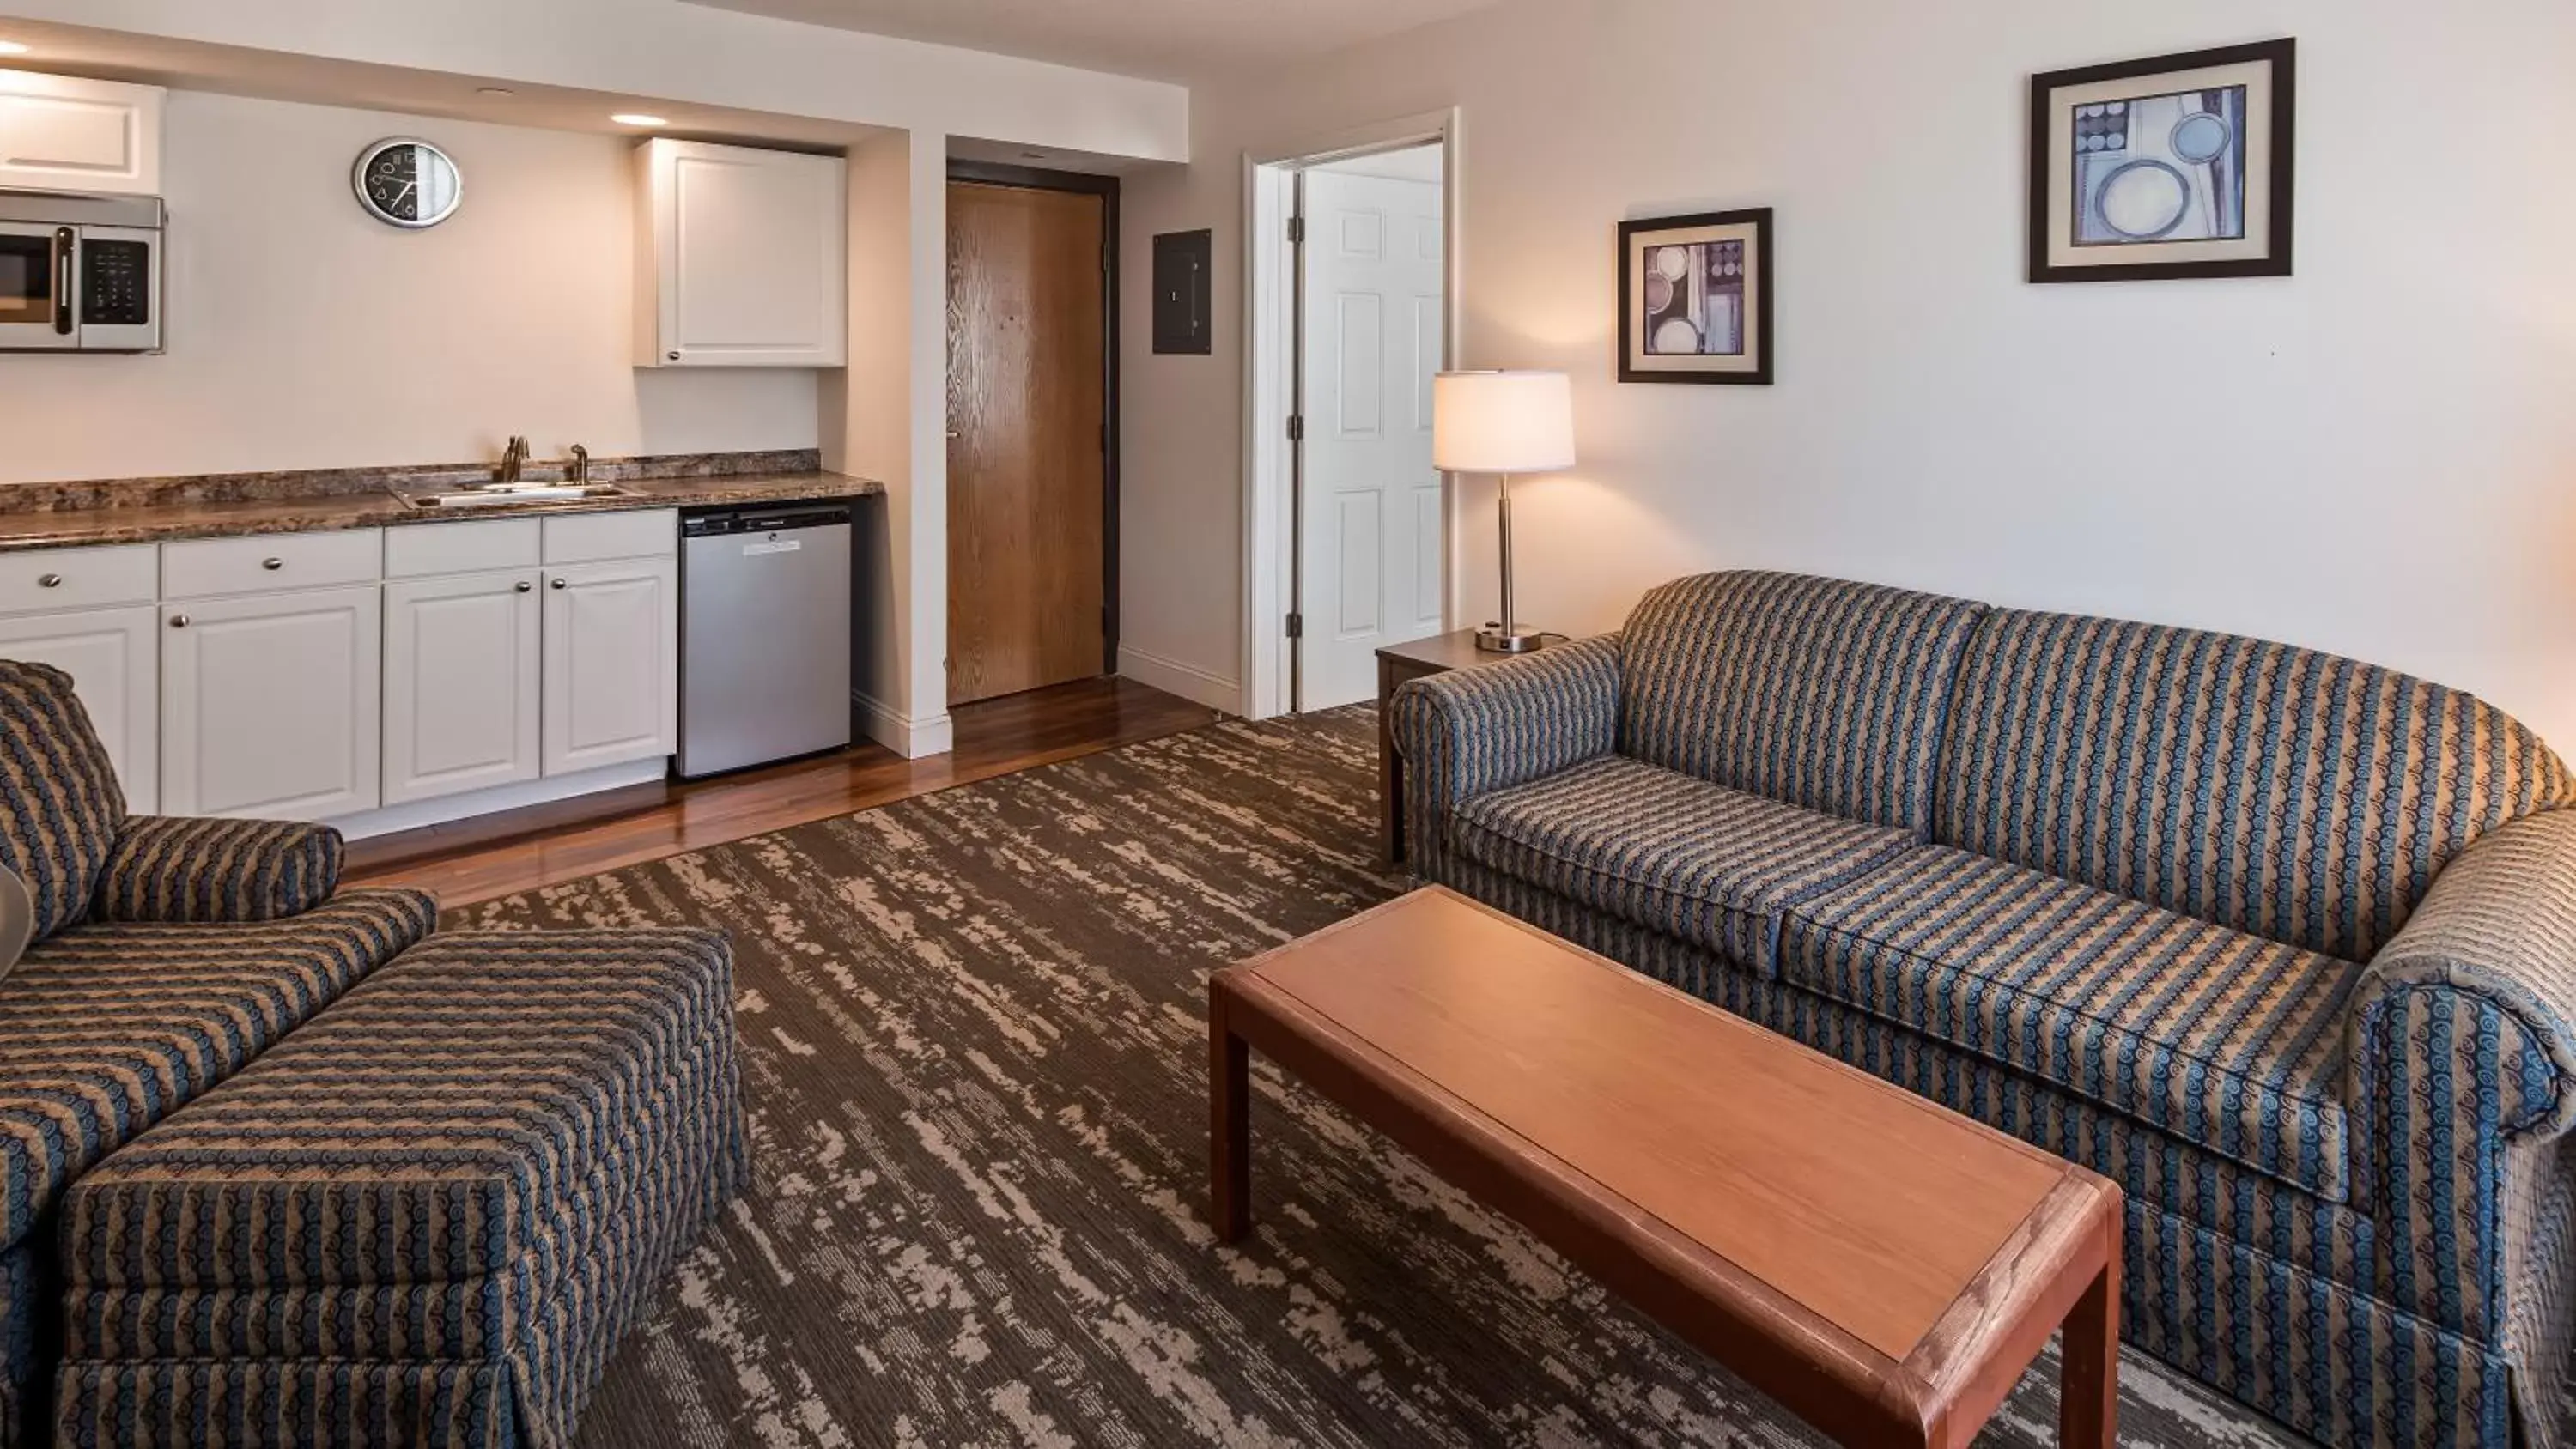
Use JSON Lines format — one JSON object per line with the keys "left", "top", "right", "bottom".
{"left": 0, "top": 660, "right": 124, "bottom": 943}
{"left": 1935, "top": 609, "right": 2575, "bottom": 961}
{"left": 1619, "top": 572, "right": 1988, "bottom": 835}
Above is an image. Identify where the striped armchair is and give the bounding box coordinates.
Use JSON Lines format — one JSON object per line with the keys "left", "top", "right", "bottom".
{"left": 0, "top": 660, "right": 437, "bottom": 1446}
{"left": 1394, "top": 572, "right": 2576, "bottom": 1449}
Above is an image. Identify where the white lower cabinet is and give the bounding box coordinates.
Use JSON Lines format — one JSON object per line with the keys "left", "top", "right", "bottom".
{"left": 541, "top": 556, "right": 679, "bottom": 778}
{"left": 383, "top": 568, "right": 543, "bottom": 807}
{"left": 0, "top": 604, "right": 160, "bottom": 812}
{"left": 161, "top": 585, "right": 382, "bottom": 821}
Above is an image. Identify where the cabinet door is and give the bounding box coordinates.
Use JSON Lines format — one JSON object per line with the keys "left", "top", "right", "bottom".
{"left": 384, "top": 569, "right": 542, "bottom": 807}
{"left": 0, "top": 604, "right": 160, "bottom": 812}
{"left": 161, "top": 586, "right": 382, "bottom": 821}
{"left": 0, "top": 72, "right": 163, "bottom": 196}
{"left": 542, "top": 557, "right": 678, "bottom": 778}
{"left": 643, "top": 139, "right": 847, "bottom": 367}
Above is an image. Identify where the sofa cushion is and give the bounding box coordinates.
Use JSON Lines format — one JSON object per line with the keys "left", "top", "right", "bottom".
{"left": 1783, "top": 846, "right": 2362, "bottom": 1202}
{"left": 1935, "top": 609, "right": 2576, "bottom": 961}
{"left": 1453, "top": 756, "right": 1915, "bottom": 974}
{"left": 0, "top": 888, "right": 436, "bottom": 1255}
{"left": 1619, "top": 571, "right": 1987, "bottom": 836}
{"left": 0, "top": 660, "right": 125, "bottom": 944}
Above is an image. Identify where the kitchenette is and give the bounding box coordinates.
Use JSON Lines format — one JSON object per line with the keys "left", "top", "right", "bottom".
{"left": 0, "top": 64, "right": 886, "bottom": 840}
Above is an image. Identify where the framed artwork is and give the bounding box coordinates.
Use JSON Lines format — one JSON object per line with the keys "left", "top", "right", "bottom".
{"left": 2029, "top": 39, "right": 2295, "bottom": 282}
{"left": 1618, "top": 207, "right": 1773, "bottom": 385}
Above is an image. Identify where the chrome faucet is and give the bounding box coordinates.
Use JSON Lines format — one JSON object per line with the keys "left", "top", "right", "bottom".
{"left": 496, "top": 435, "right": 531, "bottom": 485}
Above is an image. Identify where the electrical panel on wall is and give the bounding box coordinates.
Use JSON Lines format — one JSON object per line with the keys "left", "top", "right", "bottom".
{"left": 1152, "top": 229, "right": 1212, "bottom": 355}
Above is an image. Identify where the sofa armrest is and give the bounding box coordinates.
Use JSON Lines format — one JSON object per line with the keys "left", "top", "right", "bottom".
{"left": 2349, "top": 809, "right": 2576, "bottom": 1141}
{"left": 1389, "top": 633, "right": 1623, "bottom": 876}
{"left": 89, "top": 815, "right": 345, "bottom": 925}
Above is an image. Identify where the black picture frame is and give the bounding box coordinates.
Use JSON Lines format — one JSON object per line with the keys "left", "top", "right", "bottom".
{"left": 2028, "top": 39, "right": 2296, "bottom": 284}
{"left": 1618, "top": 207, "right": 1774, "bottom": 385}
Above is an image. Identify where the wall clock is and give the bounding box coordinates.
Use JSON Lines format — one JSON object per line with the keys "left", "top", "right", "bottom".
{"left": 353, "top": 138, "right": 464, "bottom": 228}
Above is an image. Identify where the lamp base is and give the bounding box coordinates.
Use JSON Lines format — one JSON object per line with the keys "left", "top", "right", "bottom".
{"left": 1476, "top": 626, "right": 1547, "bottom": 654}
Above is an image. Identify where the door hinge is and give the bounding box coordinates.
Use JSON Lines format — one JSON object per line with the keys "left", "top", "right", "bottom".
{"left": 1286, "top": 612, "right": 1304, "bottom": 640}
{"left": 1287, "top": 415, "right": 1305, "bottom": 442}
{"left": 1287, "top": 216, "right": 1306, "bottom": 246}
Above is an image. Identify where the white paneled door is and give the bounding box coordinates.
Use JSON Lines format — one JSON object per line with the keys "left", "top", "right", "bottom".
{"left": 0, "top": 605, "right": 159, "bottom": 811}
{"left": 161, "top": 586, "right": 382, "bottom": 821}
{"left": 540, "top": 557, "right": 679, "bottom": 779}
{"left": 1297, "top": 166, "right": 1444, "bottom": 711}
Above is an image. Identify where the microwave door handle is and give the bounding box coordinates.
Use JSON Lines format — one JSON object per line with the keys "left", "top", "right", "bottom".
{"left": 52, "top": 228, "right": 73, "bottom": 337}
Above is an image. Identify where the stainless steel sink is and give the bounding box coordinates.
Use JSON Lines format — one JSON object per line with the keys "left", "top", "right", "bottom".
{"left": 389, "top": 482, "right": 640, "bottom": 511}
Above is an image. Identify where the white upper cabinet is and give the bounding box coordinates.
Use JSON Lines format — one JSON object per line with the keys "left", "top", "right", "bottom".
{"left": 0, "top": 70, "right": 163, "bottom": 196}
{"left": 636, "top": 138, "right": 847, "bottom": 369}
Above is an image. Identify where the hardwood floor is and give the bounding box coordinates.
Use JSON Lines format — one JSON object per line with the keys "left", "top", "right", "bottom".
{"left": 345, "top": 676, "right": 1224, "bottom": 908}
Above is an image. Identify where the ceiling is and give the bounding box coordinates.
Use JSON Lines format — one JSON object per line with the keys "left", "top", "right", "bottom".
{"left": 684, "top": 0, "right": 1504, "bottom": 81}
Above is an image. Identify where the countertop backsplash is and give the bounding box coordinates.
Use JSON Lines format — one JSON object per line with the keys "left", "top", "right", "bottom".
{"left": 0, "top": 449, "right": 827, "bottom": 515}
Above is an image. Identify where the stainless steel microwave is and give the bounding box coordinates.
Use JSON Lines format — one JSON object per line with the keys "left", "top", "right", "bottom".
{"left": 0, "top": 191, "right": 162, "bottom": 353}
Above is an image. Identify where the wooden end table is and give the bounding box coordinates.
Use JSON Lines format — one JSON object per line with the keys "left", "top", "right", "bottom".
{"left": 1375, "top": 629, "right": 1569, "bottom": 866}
{"left": 1209, "top": 888, "right": 2123, "bottom": 1449}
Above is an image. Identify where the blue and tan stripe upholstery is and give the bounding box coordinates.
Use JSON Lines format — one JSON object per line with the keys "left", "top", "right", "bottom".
{"left": 1619, "top": 572, "right": 1986, "bottom": 834}
{"left": 1453, "top": 756, "right": 1911, "bottom": 973}
{"left": 89, "top": 815, "right": 344, "bottom": 925}
{"left": 1393, "top": 634, "right": 1624, "bottom": 882}
{"left": 1935, "top": 609, "right": 2575, "bottom": 961}
{"left": 0, "top": 1243, "right": 30, "bottom": 1449}
{"left": 0, "top": 890, "right": 437, "bottom": 1255}
{"left": 1400, "top": 568, "right": 2576, "bottom": 1449}
{"left": 0, "top": 662, "right": 124, "bottom": 944}
{"left": 1782, "top": 846, "right": 2363, "bottom": 1200}
{"left": 53, "top": 928, "right": 751, "bottom": 1449}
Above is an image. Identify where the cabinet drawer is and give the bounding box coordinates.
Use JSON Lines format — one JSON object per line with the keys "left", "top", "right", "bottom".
{"left": 161, "top": 530, "right": 382, "bottom": 600}
{"left": 0, "top": 544, "right": 157, "bottom": 616}
{"left": 386, "top": 518, "right": 543, "bottom": 579}
{"left": 544, "top": 509, "right": 676, "bottom": 565}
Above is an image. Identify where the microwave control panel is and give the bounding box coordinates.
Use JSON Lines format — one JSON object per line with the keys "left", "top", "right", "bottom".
{"left": 82, "top": 240, "right": 151, "bottom": 327}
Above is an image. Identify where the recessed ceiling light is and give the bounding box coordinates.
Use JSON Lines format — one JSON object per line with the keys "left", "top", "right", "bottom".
{"left": 611, "top": 113, "right": 668, "bottom": 128}
{"left": 477, "top": 86, "right": 516, "bottom": 98}
{"left": 0, "top": 41, "right": 32, "bottom": 57}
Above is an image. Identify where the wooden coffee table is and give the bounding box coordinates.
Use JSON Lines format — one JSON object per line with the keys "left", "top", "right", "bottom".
{"left": 1208, "top": 888, "right": 2122, "bottom": 1449}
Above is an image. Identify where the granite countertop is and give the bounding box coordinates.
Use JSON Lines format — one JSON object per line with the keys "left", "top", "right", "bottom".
{"left": 0, "top": 453, "right": 884, "bottom": 555}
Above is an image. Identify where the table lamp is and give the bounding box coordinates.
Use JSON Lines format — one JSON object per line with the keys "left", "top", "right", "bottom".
{"left": 1433, "top": 370, "right": 1576, "bottom": 653}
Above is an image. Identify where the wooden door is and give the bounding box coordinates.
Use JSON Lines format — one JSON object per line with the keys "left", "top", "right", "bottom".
{"left": 161, "top": 585, "right": 381, "bottom": 821}
{"left": 946, "top": 180, "right": 1107, "bottom": 706}
{"left": 541, "top": 556, "right": 679, "bottom": 778}
{"left": 384, "top": 567, "right": 543, "bottom": 806}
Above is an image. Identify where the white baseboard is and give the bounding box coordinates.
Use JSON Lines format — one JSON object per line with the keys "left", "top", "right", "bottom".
{"left": 854, "top": 690, "right": 955, "bottom": 759}
{"left": 1117, "top": 647, "right": 1242, "bottom": 713}
{"left": 329, "top": 758, "right": 671, "bottom": 842}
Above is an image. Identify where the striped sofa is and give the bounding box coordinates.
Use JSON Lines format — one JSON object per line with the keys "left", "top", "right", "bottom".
{"left": 1392, "top": 571, "right": 2576, "bottom": 1449}
{"left": 0, "top": 661, "right": 439, "bottom": 1446}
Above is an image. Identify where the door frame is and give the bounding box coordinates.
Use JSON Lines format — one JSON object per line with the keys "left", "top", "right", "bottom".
{"left": 946, "top": 160, "right": 1122, "bottom": 676}
{"left": 1241, "top": 108, "right": 1463, "bottom": 720}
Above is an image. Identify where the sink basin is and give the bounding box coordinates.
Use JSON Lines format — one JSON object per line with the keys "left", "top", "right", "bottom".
{"left": 391, "top": 482, "right": 639, "bottom": 510}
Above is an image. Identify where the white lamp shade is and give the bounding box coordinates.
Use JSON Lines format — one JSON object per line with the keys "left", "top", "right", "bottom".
{"left": 1433, "top": 370, "right": 1576, "bottom": 474}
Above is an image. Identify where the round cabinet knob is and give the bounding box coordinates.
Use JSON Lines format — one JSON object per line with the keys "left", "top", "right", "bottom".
{"left": 262, "top": 557, "right": 285, "bottom": 571}
{"left": 168, "top": 615, "right": 191, "bottom": 629}
{"left": 36, "top": 573, "right": 61, "bottom": 589}
{"left": 667, "top": 351, "right": 682, "bottom": 362}
{"left": 550, "top": 578, "right": 569, "bottom": 590}
{"left": 515, "top": 580, "right": 535, "bottom": 593}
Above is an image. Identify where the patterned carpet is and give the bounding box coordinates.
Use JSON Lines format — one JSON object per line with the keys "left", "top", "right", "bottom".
{"left": 453, "top": 707, "right": 2311, "bottom": 1449}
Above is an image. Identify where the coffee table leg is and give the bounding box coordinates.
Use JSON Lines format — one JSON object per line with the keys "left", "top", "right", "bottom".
{"left": 2059, "top": 1222, "right": 2120, "bottom": 1449}
{"left": 1211, "top": 991, "right": 1252, "bottom": 1242}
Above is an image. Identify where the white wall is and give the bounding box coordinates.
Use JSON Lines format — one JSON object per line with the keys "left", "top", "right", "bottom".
{"left": 1120, "top": 0, "right": 2576, "bottom": 746}
{"left": 0, "top": 89, "right": 817, "bottom": 484}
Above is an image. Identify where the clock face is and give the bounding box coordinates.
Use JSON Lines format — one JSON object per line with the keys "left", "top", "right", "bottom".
{"left": 355, "top": 140, "right": 463, "bottom": 228}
